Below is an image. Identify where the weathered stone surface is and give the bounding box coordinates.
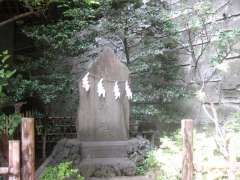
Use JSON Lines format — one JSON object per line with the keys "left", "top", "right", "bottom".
{"left": 77, "top": 47, "right": 130, "bottom": 141}
{"left": 81, "top": 141, "right": 129, "bottom": 159}
{"left": 222, "top": 89, "right": 240, "bottom": 104}
{"left": 216, "top": 104, "right": 240, "bottom": 123}
{"left": 88, "top": 174, "right": 155, "bottom": 180}
{"left": 36, "top": 137, "right": 151, "bottom": 179}
{"left": 222, "top": 59, "right": 240, "bottom": 90}
{"left": 127, "top": 137, "right": 152, "bottom": 165}
{"left": 203, "top": 82, "right": 221, "bottom": 103}
{"left": 79, "top": 158, "right": 136, "bottom": 177}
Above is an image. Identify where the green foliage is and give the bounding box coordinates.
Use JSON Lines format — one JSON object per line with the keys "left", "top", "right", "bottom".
{"left": 84, "top": 0, "right": 100, "bottom": 6}
{"left": 149, "top": 126, "right": 240, "bottom": 180}
{"left": 20, "top": 0, "right": 74, "bottom": 8}
{"left": 0, "top": 51, "right": 16, "bottom": 98}
{"left": 21, "top": 0, "right": 186, "bottom": 126}
{"left": 19, "top": 0, "right": 45, "bottom": 7}
{"left": 102, "top": 1, "right": 188, "bottom": 125}
{"left": 155, "top": 131, "right": 182, "bottom": 180}
{"left": 23, "top": 0, "right": 103, "bottom": 56}
{"left": 130, "top": 52, "right": 188, "bottom": 124}
{"left": 0, "top": 113, "right": 21, "bottom": 138}
{"left": 211, "top": 28, "right": 240, "bottom": 65}
{"left": 224, "top": 112, "right": 240, "bottom": 133}
{"left": 3, "top": 30, "right": 71, "bottom": 105}
{"left": 41, "top": 161, "right": 84, "bottom": 180}
{"left": 136, "top": 151, "right": 160, "bottom": 175}
{"left": 24, "top": 20, "right": 87, "bottom": 56}
{"left": 8, "top": 74, "right": 69, "bottom": 104}
{"left": 15, "top": 0, "right": 107, "bottom": 106}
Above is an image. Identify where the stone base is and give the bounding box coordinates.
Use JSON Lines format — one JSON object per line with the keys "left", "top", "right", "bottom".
{"left": 36, "top": 137, "right": 151, "bottom": 179}
{"left": 81, "top": 141, "right": 129, "bottom": 159}
{"left": 88, "top": 171, "right": 156, "bottom": 180}
{"left": 79, "top": 158, "right": 136, "bottom": 177}
{"left": 79, "top": 141, "right": 135, "bottom": 177}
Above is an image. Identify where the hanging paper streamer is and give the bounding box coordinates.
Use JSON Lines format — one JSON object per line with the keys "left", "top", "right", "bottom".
{"left": 81, "top": 72, "right": 132, "bottom": 100}
{"left": 125, "top": 81, "right": 132, "bottom": 100}
{"left": 97, "top": 78, "right": 106, "bottom": 97}
{"left": 113, "top": 81, "right": 120, "bottom": 100}
{"left": 82, "top": 72, "right": 90, "bottom": 92}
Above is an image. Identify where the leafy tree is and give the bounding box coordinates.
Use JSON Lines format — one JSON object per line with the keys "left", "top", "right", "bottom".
{"left": 101, "top": 1, "right": 187, "bottom": 125}
{"left": 4, "top": 1, "right": 99, "bottom": 105}
{"left": 6, "top": 0, "right": 186, "bottom": 125}
{"left": 163, "top": 1, "right": 240, "bottom": 177}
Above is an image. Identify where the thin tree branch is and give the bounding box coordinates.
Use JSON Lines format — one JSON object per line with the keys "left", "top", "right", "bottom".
{"left": 0, "top": 11, "right": 36, "bottom": 27}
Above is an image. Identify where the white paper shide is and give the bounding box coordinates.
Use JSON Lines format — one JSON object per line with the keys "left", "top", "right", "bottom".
{"left": 82, "top": 72, "right": 90, "bottom": 92}
{"left": 125, "top": 81, "right": 132, "bottom": 100}
{"left": 113, "top": 81, "right": 121, "bottom": 100}
{"left": 97, "top": 78, "right": 106, "bottom": 98}
{"left": 82, "top": 72, "right": 133, "bottom": 100}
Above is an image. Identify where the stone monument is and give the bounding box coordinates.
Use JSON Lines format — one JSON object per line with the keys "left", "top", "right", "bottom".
{"left": 77, "top": 47, "right": 130, "bottom": 141}
{"left": 76, "top": 47, "right": 135, "bottom": 177}
{"left": 36, "top": 47, "right": 152, "bottom": 179}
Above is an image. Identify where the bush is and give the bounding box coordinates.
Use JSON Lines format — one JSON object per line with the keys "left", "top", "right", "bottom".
{"left": 41, "top": 161, "right": 84, "bottom": 180}
{"left": 0, "top": 113, "right": 21, "bottom": 138}
{"left": 136, "top": 151, "right": 160, "bottom": 175}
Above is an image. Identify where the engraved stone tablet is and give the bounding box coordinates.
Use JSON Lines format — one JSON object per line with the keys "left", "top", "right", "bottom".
{"left": 77, "top": 47, "right": 130, "bottom": 141}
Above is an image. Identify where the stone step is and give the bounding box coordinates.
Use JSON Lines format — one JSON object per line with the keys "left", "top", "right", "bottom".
{"left": 81, "top": 141, "right": 129, "bottom": 159}
{"left": 88, "top": 176, "right": 155, "bottom": 180}
{"left": 79, "top": 158, "right": 136, "bottom": 177}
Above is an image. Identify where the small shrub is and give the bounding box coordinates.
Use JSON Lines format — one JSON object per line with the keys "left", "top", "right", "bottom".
{"left": 0, "top": 113, "right": 21, "bottom": 138}
{"left": 136, "top": 151, "right": 160, "bottom": 175}
{"left": 41, "top": 161, "right": 84, "bottom": 180}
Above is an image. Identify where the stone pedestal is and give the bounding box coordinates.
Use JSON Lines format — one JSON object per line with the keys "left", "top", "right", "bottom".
{"left": 79, "top": 141, "right": 136, "bottom": 177}
{"left": 75, "top": 48, "right": 133, "bottom": 177}
{"left": 81, "top": 141, "right": 129, "bottom": 159}
{"left": 79, "top": 158, "right": 136, "bottom": 177}
{"left": 36, "top": 137, "right": 151, "bottom": 179}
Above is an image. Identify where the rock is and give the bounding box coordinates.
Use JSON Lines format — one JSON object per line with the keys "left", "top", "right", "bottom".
{"left": 222, "top": 89, "right": 240, "bottom": 104}
{"left": 222, "top": 59, "right": 240, "bottom": 90}
{"left": 127, "top": 137, "right": 152, "bottom": 166}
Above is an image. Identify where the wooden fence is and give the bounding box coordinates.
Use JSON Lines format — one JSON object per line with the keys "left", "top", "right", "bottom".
{"left": 181, "top": 119, "right": 240, "bottom": 180}
{"left": 0, "top": 118, "right": 35, "bottom": 180}
{"left": 6, "top": 117, "right": 240, "bottom": 180}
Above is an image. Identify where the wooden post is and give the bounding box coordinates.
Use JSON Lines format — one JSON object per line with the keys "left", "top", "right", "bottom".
{"left": 21, "top": 118, "right": 35, "bottom": 180}
{"left": 182, "top": 119, "right": 193, "bottom": 180}
{"left": 9, "top": 140, "right": 20, "bottom": 180}
{"left": 0, "top": 167, "right": 8, "bottom": 174}
{"left": 227, "top": 136, "right": 236, "bottom": 180}
{"left": 42, "top": 131, "right": 47, "bottom": 161}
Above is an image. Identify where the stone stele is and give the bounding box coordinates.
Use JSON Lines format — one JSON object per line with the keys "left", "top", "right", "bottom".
{"left": 77, "top": 47, "right": 130, "bottom": 141}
